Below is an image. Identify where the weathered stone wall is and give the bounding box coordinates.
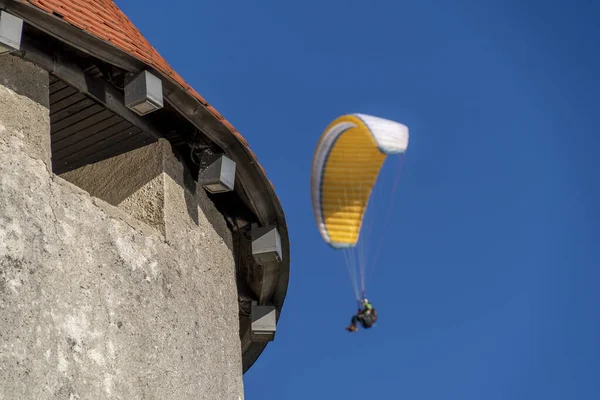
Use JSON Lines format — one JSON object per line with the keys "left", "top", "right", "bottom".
{"left": 0, "top": 55, "right": 244, "bottom": 400}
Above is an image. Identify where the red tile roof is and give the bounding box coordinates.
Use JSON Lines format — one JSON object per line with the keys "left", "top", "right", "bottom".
{"left": 20, "top": 0, "right": 271, "bottom": 185}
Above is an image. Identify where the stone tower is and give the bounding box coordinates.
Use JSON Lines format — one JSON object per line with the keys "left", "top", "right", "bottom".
{"left": 0, "top": 1, "right": 290, "bottom": 399}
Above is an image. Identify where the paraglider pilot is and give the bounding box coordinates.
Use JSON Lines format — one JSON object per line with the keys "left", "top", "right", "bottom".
{"left": 346, "top": 298, "right": 377, "bottom": 332}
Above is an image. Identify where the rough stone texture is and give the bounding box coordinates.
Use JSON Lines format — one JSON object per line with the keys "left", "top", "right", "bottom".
{"left": 0, "top": 54, "right": 50, "bottom": 170}
{"left": 0, "top": 55, "right": 244, "bottom": 400}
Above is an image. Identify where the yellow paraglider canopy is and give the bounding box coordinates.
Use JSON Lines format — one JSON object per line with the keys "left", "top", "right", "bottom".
{"left": 311, "top": 113, "right": 409, "bottom": 248}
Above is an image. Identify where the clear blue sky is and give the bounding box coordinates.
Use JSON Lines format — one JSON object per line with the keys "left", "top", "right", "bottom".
{"left": 117, "top": 1, "right": 599, "bottom": 398}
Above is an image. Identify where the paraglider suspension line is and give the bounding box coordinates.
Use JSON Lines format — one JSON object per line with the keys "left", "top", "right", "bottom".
{"left": 367, "top": 154, "right": 406, "bottom": 286}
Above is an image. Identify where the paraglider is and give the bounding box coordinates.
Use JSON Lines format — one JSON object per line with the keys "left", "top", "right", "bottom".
{"left": 346, "top": 298, "right": 378, "bottom": 332}
{"left": 310, "top": 113, "right": 409, "bottom": 331}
